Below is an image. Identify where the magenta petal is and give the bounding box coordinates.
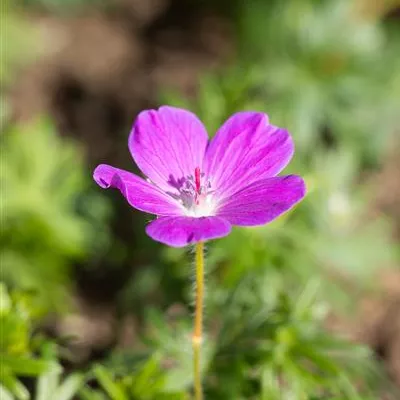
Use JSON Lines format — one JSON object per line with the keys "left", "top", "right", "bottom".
{"left": 145, "top": 216, "right": 231, "bottom": 247}
{"left": 204, "top": 112, "right": 294, "bottom": 199}
{"left": 129, "top": 106, "right": 208, "bottom": 192}
{"left": 93, "top": 164, "right": 184, "bottom": 216}
{"left": 216, "top": 175, "right": 306, "bottom": 226}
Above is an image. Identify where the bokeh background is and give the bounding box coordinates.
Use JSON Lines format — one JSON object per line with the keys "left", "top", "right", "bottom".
{"left": 1, "top": 0, "right": 400, "bottom": 399}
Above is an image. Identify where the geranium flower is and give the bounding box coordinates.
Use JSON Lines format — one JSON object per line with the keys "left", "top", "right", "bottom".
{"left": 93, "top": 106, "right": 306, "bottom": 247}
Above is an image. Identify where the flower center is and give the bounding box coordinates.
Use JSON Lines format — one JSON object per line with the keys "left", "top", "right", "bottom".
{"left": 175, "top": 167, "right": 215, "bottom": 217}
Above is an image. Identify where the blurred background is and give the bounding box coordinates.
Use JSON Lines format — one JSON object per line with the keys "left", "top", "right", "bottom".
{"left": 1, "top": 0, "right": 400, "bottom": 398}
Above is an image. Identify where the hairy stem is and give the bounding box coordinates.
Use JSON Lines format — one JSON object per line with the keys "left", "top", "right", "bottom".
{"left": 193, "top": 241, "right": 204, "bottom": 400}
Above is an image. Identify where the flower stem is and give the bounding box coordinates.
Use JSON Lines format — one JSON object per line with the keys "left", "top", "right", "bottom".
{"left": 193, "top": 241, "right": 204, "bottom": 400}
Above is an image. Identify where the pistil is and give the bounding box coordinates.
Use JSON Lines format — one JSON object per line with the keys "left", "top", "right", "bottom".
{"left": 195, "top": 167, "right": 201, "bottom": 205}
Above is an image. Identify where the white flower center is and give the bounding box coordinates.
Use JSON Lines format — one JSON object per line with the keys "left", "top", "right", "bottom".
{"left": 172, "top": 167, "right": 217, "bottom": 217}
{"left": 184, "top": 192, "right": 216, "bottom": 217}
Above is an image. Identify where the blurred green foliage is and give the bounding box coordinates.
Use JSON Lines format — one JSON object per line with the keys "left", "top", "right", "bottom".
{"left": 168, "top": 0, "right": 400, "bottom": 165}
{"left": 0, "top": 284, "right": 85, "bottom": 399}
{"left": 206, "top": 283, "right": 381, "bottom": 399}
{"left": 0, "top": 0, "right": 40, "bottom": 127}
{"left": 0, "top": 284, "right": 59, "bottom": 399}
{"left": 0, "top": 0, "right": 39, "bottom": 87}
{"left": 34, "top": 369, "right": 84, "bottom": 400}
{"left": 238, "top": 0, "right": 399, "bottom": 164}
{"left": 80, "top": 361, "right": 188, "bottom": 400}
{"left": 1, "top": 0, "right": 399, "bottom": 399}
{"left": 162, "top": 1, "right": 399, "bottom": 309}
{"left": 94, "top": 278, "right": 391, "bottom": 399}
{"left": 0, "top": 119, "right": 111, "bottom": 310}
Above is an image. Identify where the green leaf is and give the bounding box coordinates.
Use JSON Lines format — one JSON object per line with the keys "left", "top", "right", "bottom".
{"left": 0, "top": 283, "right": 11, "bottom": 315}
{"left": 93, "top": 365, "right": 127, "bottom": 400}
{"left": 35, "top": 368, "right": 60, "bottom": 400}
{"left": 1, "top": 355, "right": 55, "bottom": 377}
{"left": 0, "top": 368, "right": 29, "bottom": 400}
{"left": 0, "top": 384, "right": 15, "bottom": 400}
{"left": 54, "top": 373, "right": 84, "bottom": 400}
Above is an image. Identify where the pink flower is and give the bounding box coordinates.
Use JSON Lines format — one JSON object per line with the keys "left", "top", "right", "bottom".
{"left": 94, "top": 106, "right": 306, "bottom": 247}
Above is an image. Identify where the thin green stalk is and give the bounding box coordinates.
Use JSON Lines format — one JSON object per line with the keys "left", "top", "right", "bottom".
{"left": 192, "top": 241, "right": 204, "bottom": 400}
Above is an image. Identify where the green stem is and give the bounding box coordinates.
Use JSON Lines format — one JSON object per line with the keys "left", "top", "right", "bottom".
{"left": 193, "top": 241, "right": 204, "bottom": 400}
